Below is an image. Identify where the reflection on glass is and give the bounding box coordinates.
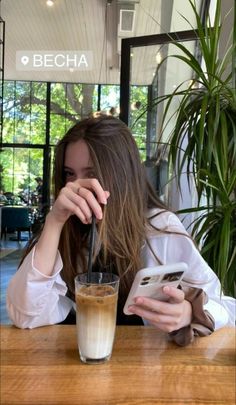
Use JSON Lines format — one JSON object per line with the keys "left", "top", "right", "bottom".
{"left": 130, "top": 40, "right": 196, "bottom": 163}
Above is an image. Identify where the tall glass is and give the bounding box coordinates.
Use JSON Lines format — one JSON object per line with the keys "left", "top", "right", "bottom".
{"left": 75, "top": 272, "right": 119, "bottom": 364}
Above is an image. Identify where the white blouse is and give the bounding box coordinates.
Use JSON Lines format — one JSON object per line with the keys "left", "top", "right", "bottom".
{"left": 7, "top": 210, "right": 235, "bottom": 329}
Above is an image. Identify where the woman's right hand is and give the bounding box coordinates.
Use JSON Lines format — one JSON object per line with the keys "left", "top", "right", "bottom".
{"left": 49, "top": 178, "right": 110, "bottom": 226}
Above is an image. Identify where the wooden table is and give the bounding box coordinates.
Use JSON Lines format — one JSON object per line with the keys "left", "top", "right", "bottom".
{"left": 1, "top": 325, "right": 235, "bottom": 405}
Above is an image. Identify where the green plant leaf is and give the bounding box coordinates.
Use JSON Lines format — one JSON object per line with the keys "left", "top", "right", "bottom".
{"left": 140, "top": 0, "right": 236, "bottom": 296}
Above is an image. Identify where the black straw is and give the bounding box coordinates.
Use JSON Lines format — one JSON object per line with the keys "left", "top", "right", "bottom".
{"left": 87, "top": 213, "right": 96, "bottom": 282}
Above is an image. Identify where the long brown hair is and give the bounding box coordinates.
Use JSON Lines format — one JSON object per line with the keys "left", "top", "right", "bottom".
{"left": 22, "top": 114, "right": 169, "bottom": 298}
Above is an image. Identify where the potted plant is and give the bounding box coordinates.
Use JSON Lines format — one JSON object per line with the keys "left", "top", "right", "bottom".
{"left": 145, "top": 0, "right": 236, "bottom": 296}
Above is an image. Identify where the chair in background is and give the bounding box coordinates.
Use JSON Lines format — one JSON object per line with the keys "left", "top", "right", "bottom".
{"left": 3, "top": 192, "right": 15, "bottom": 205}
{"left": 1, "top": 206, "right": 32, "bottom": 241}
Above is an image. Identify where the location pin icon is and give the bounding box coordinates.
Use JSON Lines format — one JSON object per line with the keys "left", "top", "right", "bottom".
{"left": 21, "top": 56, "right": 29, "bottom": 65}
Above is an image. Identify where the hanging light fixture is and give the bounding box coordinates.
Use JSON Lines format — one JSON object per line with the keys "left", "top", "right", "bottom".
{"left": 46, "top": 0, "right": 54, "bottom": 7}
{"left": 155, "top": 52, "right": 162, "bottom": 65}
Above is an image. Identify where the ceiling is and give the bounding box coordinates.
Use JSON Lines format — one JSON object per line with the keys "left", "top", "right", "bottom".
{"left": 1, "top": 0, "right": 201, "bottom": 85}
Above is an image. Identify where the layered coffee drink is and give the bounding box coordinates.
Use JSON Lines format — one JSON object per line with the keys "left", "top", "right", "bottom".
{"left": 75, "top": 273, "right": 119, "bottom": 364}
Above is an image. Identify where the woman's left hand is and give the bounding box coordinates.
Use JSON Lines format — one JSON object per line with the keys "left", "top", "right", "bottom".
{"left": 128, "top": 286, "right": 192, "bottom": 333}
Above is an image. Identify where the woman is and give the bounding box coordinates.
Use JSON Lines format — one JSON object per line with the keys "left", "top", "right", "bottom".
{"left": 7, "top": 114, "right": 235, "bottom": 346}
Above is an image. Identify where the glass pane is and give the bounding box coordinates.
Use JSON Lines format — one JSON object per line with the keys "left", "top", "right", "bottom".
{"left": 156, "top": 41, "right": 196, "bottom": 141}
{"left": 100, "top": 84, "right": 147, "bottom": 159}
{"left": 130, "top": 43, "right": 160, "bottom": 162}
{"left": 14, "top": 82, "right": 31, "bottom": 143}
{"left": 0, "top": 148, "right": 44, "bottom": 206}
{"left": 50, "top": 113, "right": 67, "bottom": 146}
{"left": 50, "top": 83, "right": 98, "bottom": 145}
{"left": 130, "top": 41, "right": 196, "bottom": 161}
{"left": 130, "top": 86, "right": 148, "bottom": 161}
{"left": 3, "top": 81, "right": 15, "bottom": 143}
{"left": 50, "top": 147, "right": 55, "bottom": 207}
{"left": 129, "top": 39, "right": 198, "bottom": 209}
{"left": 51, "top": 82, "right": 66, "bottom": 112}
{"left": 31, "top": 82, "right": 47, "bottom": 144}
{"left": 50, "top": 83, "right": 66, "bottom": 144}
{"left": 3, "top": 81, "right": 47, "bottom": 145}
{"left": 79, "top": 84, "right": 98, "bottom": 118}
{"left": 100, "top": 85, "right": 120, "bottom": 116}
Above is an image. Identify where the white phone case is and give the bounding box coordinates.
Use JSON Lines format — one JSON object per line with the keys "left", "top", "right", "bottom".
{"left": 123, "top": 262, "right": 188, "bottom": 315}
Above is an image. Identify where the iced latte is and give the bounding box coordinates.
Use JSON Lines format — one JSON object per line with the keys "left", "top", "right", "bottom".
{"left": 75, "top": 273, "right": 119, "bottom": 364}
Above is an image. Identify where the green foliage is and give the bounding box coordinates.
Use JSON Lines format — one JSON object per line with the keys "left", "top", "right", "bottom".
{"left": 2, "top": 81, "right": 148, "bottom": 196}
{"left": 0, "top": 148, "right": 44, "bottom": 195}
{"left": 3, "top": 81, "right": 47, "bottom": 144}
{"left": 130, "top": 86, "right": 148, "bottom": 161}
{"left": 151, "top": 0, "right": 236, "bottom": 296}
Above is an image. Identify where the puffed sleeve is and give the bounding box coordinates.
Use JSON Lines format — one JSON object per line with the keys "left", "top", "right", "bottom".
{"left": 166, "top": 213, "right": 235, "bottom": 328}
{"left": 7, "top": 245, "right": 73, "bottom": 329}
{"left": 144, "top": 210, "right": 235, "bottom": 330}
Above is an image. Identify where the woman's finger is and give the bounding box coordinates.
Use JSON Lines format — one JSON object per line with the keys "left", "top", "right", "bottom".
{"left": 129, "top": 295, "right": 192, "bottom": 332}
{"left": 63, "top": 180, "right": 107, "bottom": 220}
{"left": 54, "top": 192, "right": 88, "bottom": 224}
{"left": 128, "top": 304, "right": 178, "bottom": 327}
{"left": 73, "top": 178, "right": 109, "bottom": 205}
{"left": 162, "top": 286, "right": 185, "bottom": 304}
{"left": 131, "top": 295, "right": 182, "bottom": 316}
{"left": 63, "top": 186, "right": 99, "bottom": 220}
{"left": 77, "top": 187, "right": 103, "bottom": 220}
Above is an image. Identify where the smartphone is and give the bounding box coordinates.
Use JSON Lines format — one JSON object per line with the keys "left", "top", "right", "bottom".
{"left": 123, "top": 262, "right": 188, "bottom": 315}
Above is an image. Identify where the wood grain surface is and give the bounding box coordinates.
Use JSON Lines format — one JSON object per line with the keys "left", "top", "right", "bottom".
{"left": 1, "top": 325, "right": 235, "bottom": 405}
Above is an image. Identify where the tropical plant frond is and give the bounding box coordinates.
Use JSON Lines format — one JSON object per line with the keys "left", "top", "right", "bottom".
{"left": 139, "top": 0, "right": 236, "bottom": 296}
